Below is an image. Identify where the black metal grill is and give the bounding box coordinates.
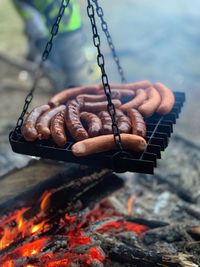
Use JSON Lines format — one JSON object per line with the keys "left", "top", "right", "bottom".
{"left": 9, "top": 92, "right": 185, "bottom": 174}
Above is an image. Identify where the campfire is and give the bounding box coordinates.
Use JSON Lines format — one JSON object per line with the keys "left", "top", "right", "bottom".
{"left": 0, "top": 167, "right": 198, "bottom": 267}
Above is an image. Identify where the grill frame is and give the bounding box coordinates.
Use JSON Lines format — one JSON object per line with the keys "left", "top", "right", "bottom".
{"left": 9, "top": 92, "right": 185, "bottom": 174}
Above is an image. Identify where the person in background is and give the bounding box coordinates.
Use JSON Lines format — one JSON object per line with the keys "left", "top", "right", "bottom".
{"left": 12, "top": 0, "right": 99, "bottom": 88}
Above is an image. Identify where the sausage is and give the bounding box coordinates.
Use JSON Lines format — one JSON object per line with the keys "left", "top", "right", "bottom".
{"left": 21, "top": 104, "right": 50, "bottom": 141}
{"left": 98, "top": 80, "right": 152, "bottom": 91}
{"left": 116, "top": 109, "right": 131, "bottom": 133}
{"left": 81, "top": 99, "right": 121, "bottom": 113}
{"left": 98, "top": 89, "right": 135, "bottom": 101}
{"left": 120, "top": 89, "right": 147, "bottom": 111}
{"left": 99, "top": 111, "right": 113, "bottom": 135}
{"left": 72, "top": 134, "right": 147, "bottom": 157}
{"left": 50, "top": 110, "right": 67, "bottom": 147}
{"left": 48, "top": 85, "right": 100, "bottom": 107}
{"left": 36, "top": 105, "right": 66, "bottom": 140}
{"left": 80, "top": 112, "right": 102, "bottom": 137}
{"left": 154, "top": 82, "right": 175, "bottom": 114}
{"left": 65, "top": 100, "right": 89, "bottom": 141}
{"left": 127, "top": 109, "right": 146, "bottom": 138}
{"left": 125, "top": 80, "right": 152, "bottom": 90}
{"left": 76, "top": 94, "right": 117, "bottom": 103}
{"left": 138, "top": 87, "right": 161, "bottom": 117}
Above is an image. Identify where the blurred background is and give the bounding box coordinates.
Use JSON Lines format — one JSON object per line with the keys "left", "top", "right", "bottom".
{"left": 0, "top": 0, "right": 200, "bottom": 175}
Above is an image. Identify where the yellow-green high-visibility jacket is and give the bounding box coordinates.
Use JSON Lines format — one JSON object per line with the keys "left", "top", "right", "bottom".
{"left": 14, "top": 0, "right": 82, "bottom": 33}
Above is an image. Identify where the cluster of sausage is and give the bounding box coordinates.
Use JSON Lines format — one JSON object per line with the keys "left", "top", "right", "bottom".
{"left": 21, "top": 80, "right": 175, "bottom": 157}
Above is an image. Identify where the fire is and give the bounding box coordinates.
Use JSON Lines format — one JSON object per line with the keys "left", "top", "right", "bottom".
{"left": 0, "top": 190, "right": 149, "bottom": 266}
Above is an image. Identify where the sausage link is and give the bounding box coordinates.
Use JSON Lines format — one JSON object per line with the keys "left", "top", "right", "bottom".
{"left": 21, "top": 104, "right": 50, "bottom": 141}
{"left": 116, "top": 109, "right": 131, "bottom": 133}
{"left": 36, "top": 105, "right": 66, "bottom": 140}
{"left": 127, "top": 109, "right": 146, "bottom": 138}
{"left": 154, "top": 82, "right": 175, "bottom": 114}
{"left": 82, "top": 99, "right": 121, "bottom": 113}
{"left": 50, "top": 110, "right": 67, "bottom": 147}
{"left": 138, "top": 86, "right": 161, "bottom": 117}
{"left": 97, "top": 89, "right": 135, "bottom": 102}
{"left": 120, "top": 89, "right": 147, "bottom": 111}
{"left": 98, "top": 111, "right": 113, "bottom": 135}
{"left": 77, "top": 94, "right": 107, "bottom": 103}
{"left": 72, "top": 134, "right": 147, "bottom": 157}
{"left": 49, "top": 85, "right": 100, "bottom": 107}
{"left": 65, "top": 100, "right": 89, "bottom": 141}
{"left": 99, "top": 80, "right": 152, "bottom": 91}
{"left": 80, "top": 112, "right": 102, "bottom": 137}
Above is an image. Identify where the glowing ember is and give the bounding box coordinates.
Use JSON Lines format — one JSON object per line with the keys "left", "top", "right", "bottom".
{"left": 0, "top": 189, "right": 149, "bottom": 266}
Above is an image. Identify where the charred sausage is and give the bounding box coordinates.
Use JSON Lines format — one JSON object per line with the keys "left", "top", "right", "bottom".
{"left": 116, "top": 109, "right": 131, "bottom": 133}
{"left": 21, "top": 104, "right": 50, "bottom": 141}
{"left": 99, "top": 111, "right": 113, "bottom": 135}
{"left": 127, "top": 109, "right": 146, "bottom": 138}
{"left": 72, "top": 134, "right": 147, "bottom": 157}
{"left": 120, "top": 89, "right": 147, "bottom": 111}
{"left": 50, "top": 110, "right": 67, "bottom": 147}
{"left": 138, "top": 87, "right": 161, "bottom": 117}
{"left": 154, "top": 82, "right": 175, "bottom": 114}
{"left": 80, "top": 112, "right": 102, "bottom": 137}
{"left": 65, "top": 100, "right": 89, "bottom": 141}
{"left": 36, "top": 105, "right": 66, "bottom": 140}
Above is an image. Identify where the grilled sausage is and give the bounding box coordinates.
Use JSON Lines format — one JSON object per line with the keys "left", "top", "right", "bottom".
{"left": 65, "top": 100, "right": 89, "bottom": 141}
{"left": 125, "top": 80, "right": 152, "bottom": 90}
{"left": 99, "top": 111, "right": 113, "bottom": 135}
{"left": 82, "top": 99, "right": 121, "bottom": 113}
{"left": 72, "top": 134, "right": 147, "bottom": 157}
{"left": 80, "top": 112, "right": 102, "bottom": 137}
{"left": 21, "top": 104, "right": 50, "bottom": 141}
{"left": 116, "top": 109, "right": 131, "bottom": 133}
{"left": 49, "top": 85, "right": 100, "bottom": 107}
{"left": 127, "top": 109, "right": 146, "bottom": 138}
{"left": 154, "top": 82, "right": 175, "bottom": 114}
{"left": 97, "top": 89, "right": 135, "bottom": 102}
{"left": 99, "top": 80, "right": 152, "bottom": 91}
{"left": 50, "top": 110, "right": 67, "bottom": 147}
{"left": 36, "top": 105, "right": 66, "bottom": 140}
{"left": 138, "top": 87, "right": 161, "bottom": 117}
{"left": 120, "top": 89, "right": 147, "bottom": 111}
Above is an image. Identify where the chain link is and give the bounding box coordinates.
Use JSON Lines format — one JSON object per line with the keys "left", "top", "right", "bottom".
{"left": 91, "top": 0, "right": 126, "bottom": 83}
{"left": 15, "top": 0, "right": 70, "bottom": 131}
{"left": 87, "top": 0, "right": 123, "bottom": 153}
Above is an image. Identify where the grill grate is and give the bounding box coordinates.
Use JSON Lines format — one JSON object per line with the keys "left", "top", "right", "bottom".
{"left": 9, "top": 92, "right": 185, "bottom": 174}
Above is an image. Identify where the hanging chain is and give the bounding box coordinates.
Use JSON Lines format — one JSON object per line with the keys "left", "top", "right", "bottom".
{"left": 86, "top": 0, "right": 123, "bottom": 153}
{"left": 15, "top": 0, "right": 70, "bottom": 132}
{"left": 91, "top": 0, "right": 126, "bottom": 83}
